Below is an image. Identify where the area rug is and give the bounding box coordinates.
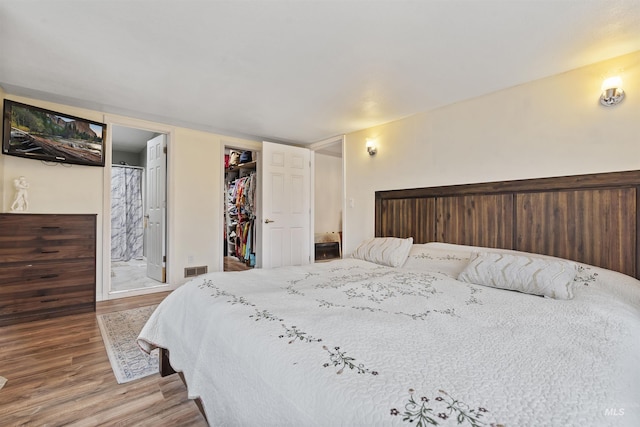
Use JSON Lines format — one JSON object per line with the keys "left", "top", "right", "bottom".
{"left": 97, "top": 305, "right": 159, "bottom": 384}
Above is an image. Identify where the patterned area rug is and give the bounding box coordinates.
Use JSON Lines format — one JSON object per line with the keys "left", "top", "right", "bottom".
{"left": 97, "top": 305, "right": 159, "bottom": 384}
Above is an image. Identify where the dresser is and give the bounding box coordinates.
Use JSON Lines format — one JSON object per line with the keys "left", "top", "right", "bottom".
{"left": 0, "top": 213, "right": 96, "bottom": 326}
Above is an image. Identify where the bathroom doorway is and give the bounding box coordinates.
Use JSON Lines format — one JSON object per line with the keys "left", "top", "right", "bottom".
{"left": 109, "top": 125, "right": 167, "bottom": 293}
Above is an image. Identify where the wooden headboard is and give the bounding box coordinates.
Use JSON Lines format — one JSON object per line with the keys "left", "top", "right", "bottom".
{"left": 375, "top": 170, "right": 640, "bottom": 279}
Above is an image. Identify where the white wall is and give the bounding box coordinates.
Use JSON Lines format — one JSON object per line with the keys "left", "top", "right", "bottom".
{"left": 314, "top": 153, "right": 342, "bottom": 234}
{"left": 343, "top": 50, "right": 640, "bottom": 254}
{"left": 0, "top": 94, "right": 260, "bottom": 301}
{"left": 5, "top": 50, "right": 639, "bottom": 295}
{"left": 170, "top": 129, "right": 261, "bottom": 279}
{"left": 1, "top": 97, "right": 108, "bottom": 298}
{"left": 112, "top": 150, "right": 143, "bottom": 166}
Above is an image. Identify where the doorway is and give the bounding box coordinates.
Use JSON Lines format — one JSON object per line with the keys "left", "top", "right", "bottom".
{"left": 223, "top": 146, "right": 257, "bottom": 272}
{"left": 311, "top": 136, "right": 344, "bottom": 262}
{"left": 220, "top": 140, "right": 314, "bottom": 271}
{"left": 109, "top": 125, "right": 167, "bottom": 293}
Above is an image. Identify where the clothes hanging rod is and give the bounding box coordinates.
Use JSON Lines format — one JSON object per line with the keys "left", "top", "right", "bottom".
{"left": 112, "top": 164, "right": 145, "bottom": 170}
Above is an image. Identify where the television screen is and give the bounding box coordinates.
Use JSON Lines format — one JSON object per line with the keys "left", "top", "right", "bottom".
{"left": 2, "top": 100, "right": 106, "bottom": 167}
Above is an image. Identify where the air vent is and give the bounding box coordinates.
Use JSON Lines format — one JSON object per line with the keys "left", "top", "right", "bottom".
{"left": 184, "top": 266, "right": 208, "bottom": 278}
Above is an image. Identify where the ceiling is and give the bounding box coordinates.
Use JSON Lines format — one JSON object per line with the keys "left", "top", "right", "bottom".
{"left": 1, "top": 1, "right": 639, "bottom": 145}
{"left": 110, "top": 126, "right": 159, "bottom": 153}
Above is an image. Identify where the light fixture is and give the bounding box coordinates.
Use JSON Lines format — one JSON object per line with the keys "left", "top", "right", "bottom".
{"left": 366, "top": 138, "right": 377, "bottom": 156}
{"left": 600, "top": 76, "right": 625, "bottom": 106}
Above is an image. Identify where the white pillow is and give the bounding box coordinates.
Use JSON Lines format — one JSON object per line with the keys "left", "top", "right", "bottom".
{"left": 457, "top": 252, "right": 577, "bottom": 299}
{"left": 351, "top": 237, "right": 413, "bottom": 267}
{"left": 402, "top": 244, "right": 472, "bottom": 277}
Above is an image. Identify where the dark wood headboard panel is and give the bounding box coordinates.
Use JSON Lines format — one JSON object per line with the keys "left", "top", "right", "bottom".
{"left": 375, "top": 170, "right": 640, "bottom": 279}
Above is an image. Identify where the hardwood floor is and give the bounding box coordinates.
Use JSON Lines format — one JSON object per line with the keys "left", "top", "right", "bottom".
{"left": 223, "top": 256, "right": 252, "bottom": 272}
{"left": 0, "top": 292, "right": 207, "bottom": 426}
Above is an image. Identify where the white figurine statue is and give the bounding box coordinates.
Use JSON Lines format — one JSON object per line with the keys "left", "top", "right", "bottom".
{"left": 10, "top": 176, "right": 30, "bottom": 212}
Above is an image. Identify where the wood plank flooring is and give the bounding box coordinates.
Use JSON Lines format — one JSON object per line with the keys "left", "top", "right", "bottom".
{"left": 0, "top": 292, "right": 207, "bottom": 426}
{"left": 223, "top": 256, "right": 252, "bottom": 272}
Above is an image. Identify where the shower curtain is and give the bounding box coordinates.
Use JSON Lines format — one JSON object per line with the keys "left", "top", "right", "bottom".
{"left": 111, "top": 166, "right": 144, "bottom": 262}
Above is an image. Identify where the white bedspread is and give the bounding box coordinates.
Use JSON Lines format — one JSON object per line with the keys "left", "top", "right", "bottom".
{"left": 138, "top": 244, "right": 640, "bottom": 426}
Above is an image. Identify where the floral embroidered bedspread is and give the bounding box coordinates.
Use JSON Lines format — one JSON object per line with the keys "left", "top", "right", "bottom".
{"left": 138, "top": 243, "right": 640, "bottom": 426}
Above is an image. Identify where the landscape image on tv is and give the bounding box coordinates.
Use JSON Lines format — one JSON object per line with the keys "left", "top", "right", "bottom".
{"left": 3, "top": 100, "right": 105, "bottom": 166}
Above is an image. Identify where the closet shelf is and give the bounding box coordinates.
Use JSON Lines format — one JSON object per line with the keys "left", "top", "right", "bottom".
{"left": 226, "top": 161, "right": 256, "bottom": 172}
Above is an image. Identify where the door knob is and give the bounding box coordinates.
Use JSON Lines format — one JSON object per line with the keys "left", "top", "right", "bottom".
{"left": 264, "top": 219, "right": 275, "bottom": 224}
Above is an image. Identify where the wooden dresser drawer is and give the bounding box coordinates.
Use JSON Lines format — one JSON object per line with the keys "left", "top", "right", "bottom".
{"left": 0, "top": 213, "right": 97, "bottom": 326}
{"left": 0, "top": 289, "right": 94, "bottom": 317}
{"left": 0, "top": 238, "right": 95, "bottom": 263}
{"left": 0, "top": 260, "right": 95, "bottom": 293}
{"left": 0, "top": 214, "right": 95, "bottom": 237}
{"left": 0, "top": 213, "right": 95, "bottom": 263}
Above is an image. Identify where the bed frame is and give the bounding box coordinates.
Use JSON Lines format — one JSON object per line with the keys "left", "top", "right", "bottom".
{"left": 375, "top": 169, "right": 640, "bottom": 279}
{"left": 160, "top": 349, "right": 208, "bottom": 422}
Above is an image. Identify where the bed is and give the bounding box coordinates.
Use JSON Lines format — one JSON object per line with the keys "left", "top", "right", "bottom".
{"left": 138, "top": 170, "right": 640, "bottom": 426}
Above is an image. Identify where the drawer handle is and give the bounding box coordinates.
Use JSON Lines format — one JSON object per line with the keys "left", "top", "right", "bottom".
{"left": 41, "top": 298, "right": 59, "bottom": 303}
{"left": 41, "top": 250, "right": 60, "bottom": 254}
{"left": 40, "top": 274, "right": 59, "bottom": 279}
{"left": 41, "top": 226, "right": 60, "bottom": 229}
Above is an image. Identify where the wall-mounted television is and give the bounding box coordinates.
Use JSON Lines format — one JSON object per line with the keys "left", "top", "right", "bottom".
{"left": 2, "top": 100, "right": 106, "bottom": 167}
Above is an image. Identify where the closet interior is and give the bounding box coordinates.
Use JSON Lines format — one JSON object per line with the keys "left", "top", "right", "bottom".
{"left": 224, "top": 149, "right": 257, "bottom": 271}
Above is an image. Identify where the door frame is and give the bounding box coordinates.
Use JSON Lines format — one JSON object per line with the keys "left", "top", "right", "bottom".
{"left": 309, "top": 135, "right": 346, "bottom": 261}
{"left": 101, "top": 114, "right": 176, "bottom": 300}
{"left": 220, "top": 139, "right": 263, "bottom": 270}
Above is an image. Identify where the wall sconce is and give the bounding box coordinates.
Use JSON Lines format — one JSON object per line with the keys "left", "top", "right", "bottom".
{"left": 366, "top": 138, "right": 377, "bottom": 156}
{"left": 600, "top": 76, "right": 625, "bottom": 106}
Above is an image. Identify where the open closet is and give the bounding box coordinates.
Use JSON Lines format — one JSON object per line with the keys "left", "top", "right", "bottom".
{"left": 224, "top": 148, "right": 257, "bottom": 271}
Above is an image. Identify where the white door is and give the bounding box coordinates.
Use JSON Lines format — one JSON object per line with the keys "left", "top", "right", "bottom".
{"left": 146, "top": 134, "right": 166, "bottom": 282}
{"left": 261, "top": 141, "right": 311, "bottom": 268}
